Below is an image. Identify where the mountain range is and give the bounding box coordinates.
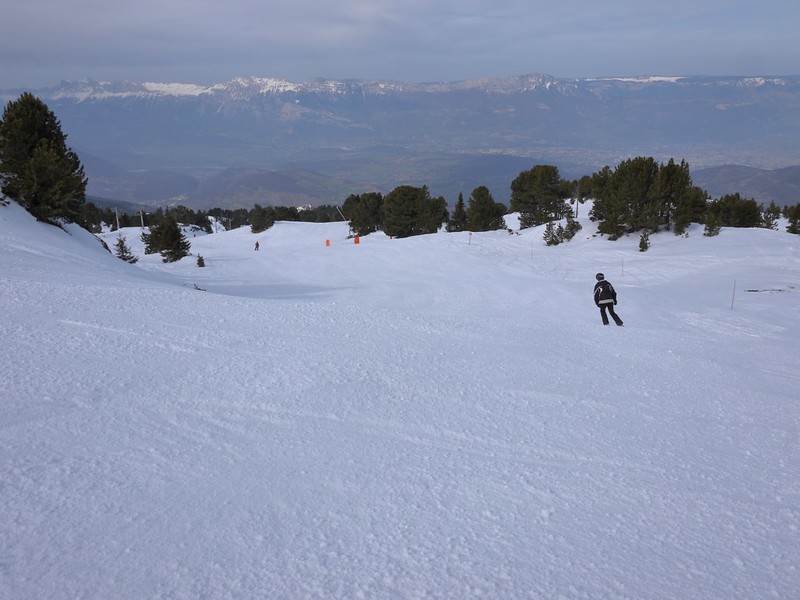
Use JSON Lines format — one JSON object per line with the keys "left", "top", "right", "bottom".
{"left": 2, "top": 74, "right": 800, "bottom": 209}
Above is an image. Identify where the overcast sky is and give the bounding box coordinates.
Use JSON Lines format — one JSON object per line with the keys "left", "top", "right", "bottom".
{"left": 2, "top": 0, "right": 798, "bottom": 88}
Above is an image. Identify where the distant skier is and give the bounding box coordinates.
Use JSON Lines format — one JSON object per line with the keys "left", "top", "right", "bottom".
{"left": 593, "top": 273, "right": 623, "bottom": 326}
{"left": 254, "top": 241, "right": 260, "bottom": 251}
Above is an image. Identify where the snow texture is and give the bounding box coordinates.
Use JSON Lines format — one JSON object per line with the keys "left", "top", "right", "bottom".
{"left": 1, "top": 201, "right": 798, "bottom": 599}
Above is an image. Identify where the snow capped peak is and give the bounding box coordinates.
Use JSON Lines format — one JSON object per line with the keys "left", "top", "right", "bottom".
{"left": 141, "top": 82, "right": 210, "bottom": 97}
{"left": 599, "top": 76, "right": 686, "bottom": 84}
{"left": 737, "top": 77, "right": 788, "bottom": 87}
{"left": 40, "top": 79, "right": 212, "bottom": 101}
{"left": 22, "top": 77, "right": 300, "bottom": 102}
{"left": 214, "top": 76, "right": 299, "bottom": 95}
{"left": 6, "top": 73, "right": 797, "bottom": 103}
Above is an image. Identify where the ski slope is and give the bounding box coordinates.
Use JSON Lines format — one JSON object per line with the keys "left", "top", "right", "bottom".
{"left": 2, "top": 200, "right": 798, "bottom": 599}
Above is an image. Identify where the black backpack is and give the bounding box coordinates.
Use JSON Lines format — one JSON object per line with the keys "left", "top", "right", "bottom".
{"left": 595, "top": 280, "right": 615, "bottom": 302}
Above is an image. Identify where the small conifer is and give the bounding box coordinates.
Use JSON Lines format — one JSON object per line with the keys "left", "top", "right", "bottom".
{"left": 113, "top": 235, "right": 139, "bottom": 263}
{"left": 786, "top": 205, "right": 800, "bottom": 234}
{"left": 562, "top": 210, "right": 582, "bottom": 241}
{"left": 704, "top": 213, "right": 721, "bottom": 237}
{"left": 543, "top": 222, "right": 560, "bottom": 246}
{"left": 447, "top": 193, "right": 468, "bottom": 232}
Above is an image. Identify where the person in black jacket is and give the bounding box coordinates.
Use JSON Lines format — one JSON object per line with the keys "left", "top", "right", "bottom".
{"left": 593, "top": 273, "right": 623, "bottom": 326}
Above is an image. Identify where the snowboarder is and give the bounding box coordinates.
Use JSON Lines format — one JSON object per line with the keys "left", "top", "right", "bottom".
{"left": 593, "top": 273, "right": 623, "bottom": 326}
{"left": 254, "top": 241, "right": 260, "bottom": 251}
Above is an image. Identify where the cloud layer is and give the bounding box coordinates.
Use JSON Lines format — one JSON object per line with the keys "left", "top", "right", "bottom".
{"left": 2, "top": 0, "right": 797, "bottom": 87}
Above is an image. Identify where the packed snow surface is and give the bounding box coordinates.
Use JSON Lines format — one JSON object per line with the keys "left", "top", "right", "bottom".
{"left": 1, "top": 201, "right": 798, "bottom": 599}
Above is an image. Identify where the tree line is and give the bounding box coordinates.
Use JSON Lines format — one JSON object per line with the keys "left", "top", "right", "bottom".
{"left": 3, "top": 92, "right": 800, "bottom": 264}
{"left": 342, "top": 161, "right": 800, "bottom": 239}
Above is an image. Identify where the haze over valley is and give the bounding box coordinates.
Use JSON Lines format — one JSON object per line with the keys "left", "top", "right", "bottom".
{"left": 4, "top": 73, "right": 799, "bottom": 210}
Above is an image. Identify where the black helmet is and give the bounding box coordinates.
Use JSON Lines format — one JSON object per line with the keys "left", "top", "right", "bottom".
{"left": 596, "top": 273, "right": 605, "bottom": 281}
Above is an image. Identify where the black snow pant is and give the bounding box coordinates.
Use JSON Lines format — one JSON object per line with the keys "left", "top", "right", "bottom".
{"left": 599, "top": 303, "right": 623, "bottom": 326}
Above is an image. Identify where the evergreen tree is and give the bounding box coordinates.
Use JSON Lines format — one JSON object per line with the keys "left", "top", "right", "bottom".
{"left": 141, "top": 219, "right": 170, "bottom": 255}
{"left": 418, "top": 189, "right": 449, "bottom": 235}
{"left": 0, "top": 93, "right": 87, "bottom": 222}
{"left": 382, "top": 185, "right": 419, "bottom": 238}
{"left": 542, "top": 222, "right": 559, "bottom": 245}
{"left": 673, "top": 186, "right": 708, "bottom": 235}
{"left": 113, "top": 235, "right": 139, "bottom": 264}
{"left": 562, "top": 208, "right": 582, "bottom": 241}
{"left": 542, "top": 207, "right": 581, "bottom": 246}
{"left": 382, "top": 186, "right": 419, "bottom": 238}
{"left": 762, "top": 201, "right": 781, "bottom": 230}
{"left": 786, "top": 204, "right": 800, "bottom": 234}
{"left": 704, "top": 212, "right": 721, "bottom": 237}
{"left": 343, "top": 192, "right": 383, "bottom": 237}
{"left": 447, "top": 193, "right": 468, "bottom": 232}
{"left": 171, "top": 205, "right": 213, "bottom": 234}
{"left": 197, "top": 255, "right": 205, "bottom": 267}
{"left": 511, "top": 165, "right": 570, "bottom": 229}
{"left": 591, "top": 157, "right": 705, "bottom": 238}
{"left": 77, "top": 201, "right": 107, "bottom": 233}
{"left": 196, "top": 211, "right": 213, "bottom": 233}
{"left": 142, "top": 214, "right": 191, "bottom": 262}
{"left": 273, "top": 206, "right": 299, "bottom": 221}
{"left": 382, "top": 185, "right": 447, "bottom": 238}
{"left": 341, "top": 194, "right": 358, "bottom": 222}
{"left": 709, "top": 193, "right": 762, "bottom": 228}
{"left": 465, "top": 186, "right": 506, "bottom": 232}
{"left": 249, "top": 204, "right": 275, "bottom": 233}
{"left": 607, "top": 156, "right": 660, "bottom": 234}
{"left": 574, "top": 175, "right": 593, "bottom": 218}
{"left": 159, "top": 216, "right": 191, "bottom": 263}
{"left": 588, "top": 166, "right": 613, "bottom": 223}
{"left": 652, "top": 158, "right": 691, "bottom": 231}
{"left": 639, "top": 231, "right": 651, "bottom": 252}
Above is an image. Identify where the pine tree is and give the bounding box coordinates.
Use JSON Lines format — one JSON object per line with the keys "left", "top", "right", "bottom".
{"left": 159, "top": 216, "right": 191, "bottom": 263}
{"left": 113, "top": 235, "right": 139, "bottom": 264}
{"left": 652, "top": 158, "right": 691, "bottom": 231}
{"left": 786, "top": 204, "right": 800, "bottom": 234}
{"left": 710, "top": 193, "right": 762, "bottom": 228}
{"left": 562, "top": 208, "right": 582, "bottom": 241}
{"left": 588, "top": 166, "right": 612, "bottom": 223}
{"left": 197, "top": 255, "right": 205, "bottom": 267}
{"left": 141, "top": 223, "right": 165, "bottom": 254}
{"left": 447, "top": 193, "right": 468, "bottom": 232}
{"left": 704, "top": 212, "right": 721, "bottom": 237}
{"left": 249, "top": 204, "right": 275, "bottom": 233}
{"left": 639, "top": 231, "right": 651, "bottom": 252}
{"left": 382, "top": 185, "right": 447, "bottom": 238}
{"left": 343, "top": 192, "right": 383, "bottom": 237}
{"left": 763, "top": 201, "right": 781, "bottom": 230}
{"left": 0, "top": 93, "right": 87, "bottom": 222}
{"left": 543, "top": 222, "right": 560, "bottom": 246}
{"left": 511, "top": 165, "right": 570, "bottom": 229}
{"left": 673, "top": 187, "right": 708, "bottom": 235}
{"left": 142, "top": 214, "right": 191, "bottom": 262}
{"left": 465, "top": 186, "right": 505, "bottom": 232}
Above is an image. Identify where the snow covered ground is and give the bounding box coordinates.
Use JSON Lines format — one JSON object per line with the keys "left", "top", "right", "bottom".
{"left": 2, "top": 200, "right": 798, "bottom": 599}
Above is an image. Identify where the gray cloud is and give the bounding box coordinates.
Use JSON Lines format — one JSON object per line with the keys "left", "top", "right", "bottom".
{"left": 1, "top": 0, "right": 798, "bottom": 87}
